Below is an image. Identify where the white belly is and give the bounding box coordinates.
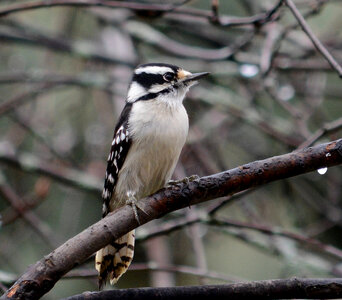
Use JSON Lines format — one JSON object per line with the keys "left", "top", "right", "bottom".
{"left": 110, "top": 100, "right": 189, "bottom": 209}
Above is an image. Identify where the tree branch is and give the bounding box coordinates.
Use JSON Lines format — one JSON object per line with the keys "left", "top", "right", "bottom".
{"left": 0, "top": 0, "right": 282, "bottom": 29}
{"left": 298, "top": 116, "right": 342, "bottom": 149}
{"left": 0, "top": 0, "right": 183, "bottom": 17}
{"left": 0, "top": 150, "right": 102, "bottom": 194}
{"left": 284, "top": 0, "right": 342, "bottom": 78}
{"left": 64, "top": 262, "right": 242, "bottom": 283}
{"left": 62, "top": 278, "right": 342, "bottom": 299}
{"left": 0, "top": 84, "right": 58, "bottom": 116}
{"left": 136, "top": 212, "right": 342, "bottom": 261}
{"left": 1, "top": 139, "right": 342, "bottom": 300}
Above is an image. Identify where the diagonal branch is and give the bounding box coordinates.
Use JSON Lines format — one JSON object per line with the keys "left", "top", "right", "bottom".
{"left": 2, "top": 139, "right": 342, "bottom": 300}
{"left": 298, "top": 117, "right": 342, "bottom": 149}
{"left": 284, "top": 0, "right": 342, "bottom": 78}
{"left": 0, "top": 84, "right": 57, "bottom": 116}
{"left": 0, "top": 150, "right": 102, "bottom": 194}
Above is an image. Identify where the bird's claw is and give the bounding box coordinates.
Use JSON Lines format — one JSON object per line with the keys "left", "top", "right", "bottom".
{"left": 167, "top": 174, "right": 200, "bottom": 187}
{"left": 126, "top": 191, "right": 148, "bottom": 225}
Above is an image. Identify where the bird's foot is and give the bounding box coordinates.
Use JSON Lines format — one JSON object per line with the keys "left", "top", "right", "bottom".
{"left": 126, "top": 191, "right": 148, "bottom": 225}
{"left": 167, "top": 174, "right": 200, "bottom": 187}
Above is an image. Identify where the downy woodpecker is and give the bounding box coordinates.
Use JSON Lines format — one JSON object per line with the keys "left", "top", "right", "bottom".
{"left": 95, "top": 63, "right": 209, "bottom": 287}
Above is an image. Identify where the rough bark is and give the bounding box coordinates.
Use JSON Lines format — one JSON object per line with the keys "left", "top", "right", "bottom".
{"left": 62, "top": 278, "right": 342, "bottom": 299}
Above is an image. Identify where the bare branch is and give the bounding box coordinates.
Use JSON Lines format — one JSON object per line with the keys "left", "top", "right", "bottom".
{"left": 0, "top": 22, "right": 135, "bottom": 66}
{"left": 284, "top": 0, "right": 342, "bottom": 78}
{"left": 298, "top": 117, "right": 342, "bottom": 149}
{"left": 0, "top": 150, "right": 102, "bottom": 194}
{"left": 0, "top": 71, "right": 119, "bottom": 93}
{"left": 62, "top": 278, "right": 342, "bottom": 299}
{"left": 0, "top": 0, "right": 184, "bottom": 17}
{"left": 136, "top": 213, "right": 342, "bottom": 261}
{"left": 0, "top": 0, "right": 282, "bottom": 29}
{"left": 170, "top": 0, "right": 283, "bottom": 27}
{"left": 212, "top": 216, "right": 342, "bottom": 260}
{"left": 1, "top": 139, "right": 342, "bottom": 300}
{"left": 125, "top": 21, "right": 255, "bottom": 60}
{"left": 0, "top": 84, "right": 57, "bottom": 116}
{"left": 65, "top": 263, "right": 243, "bottom": 282}
{"left": 0, "top": 183, "right": 57, "bottom": 248}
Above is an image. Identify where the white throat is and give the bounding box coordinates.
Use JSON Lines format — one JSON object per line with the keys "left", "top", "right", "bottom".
{"left": 127, "top": 82, "right": 146, "bottom": 102}
{"left": 156, "top": 85, "right": 190, "bottom": 108}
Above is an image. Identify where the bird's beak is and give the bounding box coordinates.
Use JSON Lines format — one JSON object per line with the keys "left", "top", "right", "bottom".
{"left": 177, "top": 69, "right": 210, "bottom": 84}
{"left": 182, "top": 72, "right": 210, "bottom": 83}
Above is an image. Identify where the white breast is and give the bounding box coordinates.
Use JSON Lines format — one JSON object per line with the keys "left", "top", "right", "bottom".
{"left": 111, "top": 99, "right": 189, "bottom": 209}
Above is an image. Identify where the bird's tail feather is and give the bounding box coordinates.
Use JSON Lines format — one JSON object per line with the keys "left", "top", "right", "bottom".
{"left": 95, "top": 230, "right": 135, "bottom": 288}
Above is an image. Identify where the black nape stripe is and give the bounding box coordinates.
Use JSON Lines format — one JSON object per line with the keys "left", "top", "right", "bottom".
{"left": 135, "top": 87, "right": 172, "bottom": 102}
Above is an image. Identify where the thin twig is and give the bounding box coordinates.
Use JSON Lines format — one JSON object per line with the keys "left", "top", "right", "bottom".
{"left": 0, "top": 150, "right": 102, "bottom": 194}
{"left": 8, "top": 113, "right": 81, "bottom": 167}
{"left": 0, "top": 84, "right": 57, "bottom": 116}
{"left": 137, "top": 212, "right": 342, "bottom": 261}
{"left": 207, "top": 189, "right": 256, "bottom": 216}
{"left": 284, "top": 0, "right": 342, "bottom": 78}
{"left": 125, "top": 21, "right": 254, "bottom": 60}
{"left": 0, "top": 282, "right": 7, "bottom": 294}
{"left": 211, "top": 217, "right": 342, "bottom": 260}
{"left": 298, "top": 117, "right": 342, "bottom": 149}
{"left": 64, "top": 263, "right": 242, "bottom": 283}
{"left": 0, "top": 71, "right": 119, "bottom": 93}
{"left": 0, "top": 183, "right": 57, "bottom": 248}
{"left": 211, "top": 0, "right": 219, "bottom": 23}
{"left": 1, "top": 194, "right": 45, "bottom": 226}
{"left": 170, "top": 0, "right": 283, "bottom": 27}
{"left": 0, "top": 0, "right": 186, "bottom": 17}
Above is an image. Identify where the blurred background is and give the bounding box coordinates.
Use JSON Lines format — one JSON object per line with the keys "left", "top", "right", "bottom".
{"left": 0, "top": 0, "right": 342, "bottom": 299}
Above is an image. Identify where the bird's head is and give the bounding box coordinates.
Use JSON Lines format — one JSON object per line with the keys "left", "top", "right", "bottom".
{"left": 127, "top": 63, "right": 209, "bottom": 104}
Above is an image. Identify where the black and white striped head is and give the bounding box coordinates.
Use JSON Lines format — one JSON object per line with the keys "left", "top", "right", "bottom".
{"left": 127, "top": 63, "right": 209, "bottom": 104}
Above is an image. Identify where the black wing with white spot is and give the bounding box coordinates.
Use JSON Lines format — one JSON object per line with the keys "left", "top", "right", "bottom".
{"left": 102, "top": 103, "right": 133, "bottom": 217}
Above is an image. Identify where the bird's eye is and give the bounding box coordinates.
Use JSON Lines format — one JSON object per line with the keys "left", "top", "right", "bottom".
{"left": 163, "top": 72, "right": 175, "bottom": 82}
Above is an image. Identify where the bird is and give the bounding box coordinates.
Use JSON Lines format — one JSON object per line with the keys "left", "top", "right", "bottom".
{"left": 95, "top": 63, "right": 209, "bottom": 288}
